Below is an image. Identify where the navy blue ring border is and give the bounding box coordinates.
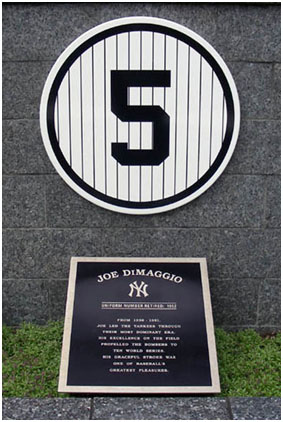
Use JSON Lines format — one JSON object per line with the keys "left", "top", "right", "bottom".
{"left": 46, "top": 22, "right": 235, "bottom": 210}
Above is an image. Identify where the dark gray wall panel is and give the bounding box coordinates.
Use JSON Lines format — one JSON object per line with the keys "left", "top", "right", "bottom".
{"left": 3, "top": 120, "right": 55, "bottom": 175}
{"left": 3, "top": 176, "right": 46, "bottom": 228}
{"left": 2, "top": 3, "right": 280, "bottom": 330}
{"left": 3, "top": 4, "right": 280, "bottom": 62}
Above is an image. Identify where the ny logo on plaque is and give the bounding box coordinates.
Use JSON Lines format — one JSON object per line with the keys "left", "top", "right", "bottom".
{"left": 129, "top": 281, "right": 149, "bottom": 297}
{"left": 40, "top": 17, "right": 240, "bottom": 215}
{"left": 59, "top": 258, "right": 220, "bottom": 393}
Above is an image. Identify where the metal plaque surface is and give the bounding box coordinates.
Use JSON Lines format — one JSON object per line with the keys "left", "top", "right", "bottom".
{"left": 59, "top": 257, "right": 220, "bottom": 393}
{"left": 40, "top": 17, "right": 240, "bottom": 215}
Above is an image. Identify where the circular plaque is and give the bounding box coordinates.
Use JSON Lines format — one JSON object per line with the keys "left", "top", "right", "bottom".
{"left": 40, "top": 17, "right": 240, "bottom": 215}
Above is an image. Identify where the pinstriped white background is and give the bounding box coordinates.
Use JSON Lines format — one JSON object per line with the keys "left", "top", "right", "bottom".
{"left": 54, "top": 31, "right": 227, "bottom": 203}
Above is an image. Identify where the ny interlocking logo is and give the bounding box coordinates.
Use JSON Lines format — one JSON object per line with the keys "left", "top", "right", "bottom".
{"left": 40, "top": 17, "right": 240, "bottom": 215}
{"left": 128, "top": 281, "right": 149, "bottom": 298}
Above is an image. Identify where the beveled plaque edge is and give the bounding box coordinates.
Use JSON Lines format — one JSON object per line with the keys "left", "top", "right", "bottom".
{"left": 58, "top": 257, "right": 78, "bottom": 392}
{"left": 200, "top": 259, "right": 221, "bottom": 393}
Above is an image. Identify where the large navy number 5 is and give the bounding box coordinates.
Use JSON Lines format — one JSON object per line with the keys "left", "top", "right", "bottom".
{"left": 111, "top": 70, "right": 171, "bottom": 166}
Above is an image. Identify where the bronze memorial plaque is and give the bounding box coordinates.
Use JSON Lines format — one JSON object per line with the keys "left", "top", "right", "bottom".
{"left": 59, "top": 257, "right": 220, "bottom": 393}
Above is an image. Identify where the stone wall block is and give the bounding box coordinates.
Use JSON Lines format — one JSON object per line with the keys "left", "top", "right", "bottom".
{"left": 3, "top": 176, "right": 46, "bottom": 228}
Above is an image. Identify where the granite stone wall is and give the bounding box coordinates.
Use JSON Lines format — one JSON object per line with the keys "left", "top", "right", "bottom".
{"left": 3, "top": 3, "right": 280, "bottom": 331}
